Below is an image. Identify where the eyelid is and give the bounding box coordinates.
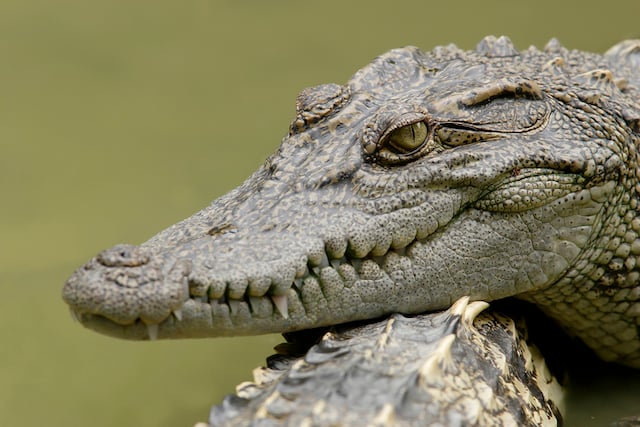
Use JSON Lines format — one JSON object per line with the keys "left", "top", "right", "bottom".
{"left": 460, "top": 79, "right": 543, "bottom": 107}
{"left": 430, "top": 77, "right": 543, "bottom": 113}
{"left": 431, "top": 82, "right": 549, "bottom": 137}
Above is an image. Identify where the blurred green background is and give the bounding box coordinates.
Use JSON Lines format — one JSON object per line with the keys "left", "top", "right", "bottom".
{"left": 1, "top": 1, "right": 639, "bottom": 426}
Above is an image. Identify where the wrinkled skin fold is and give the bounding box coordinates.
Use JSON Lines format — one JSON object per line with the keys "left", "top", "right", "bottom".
{"left": 63, "top": 36, "right": 640, "bottom": 368}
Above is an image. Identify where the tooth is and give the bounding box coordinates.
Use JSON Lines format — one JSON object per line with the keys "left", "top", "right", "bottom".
{"left": 319, "top": 251, "right": 330, "bottom": 269}
{"left": 173, "top": 309, "right": 183, "bottom": 321}
{"left": 182, "top": 277, "right": 189, "bottom": 299}
{"left": 248, "top": 296, "right": 271, "bottom": 317}
{"left": 228, "top": 299, "right": 240, "bottom": 316}
{"left": 271, "top": 294, "right": 289, "bottom": 319}
{"left": 147, "top": 323, "right": 159, "bottom": 341}
{"left": 69, "top": 309, "right": 81, "bottom": 323}
{"left": 293, "top": 278, "right": 303, "bottom": 290}
{"left": 331, "top": 257, "right": 347, "bottom": 270}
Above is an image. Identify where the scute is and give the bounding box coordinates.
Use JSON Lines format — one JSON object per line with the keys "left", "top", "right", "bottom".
{"left": 476, "top": 35, "right": 519, "bottom": 57}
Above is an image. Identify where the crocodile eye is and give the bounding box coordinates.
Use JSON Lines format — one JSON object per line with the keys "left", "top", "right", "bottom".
{"left": 385, "top": 121, "right": 428, "bottom": 154}
{"left": 375, "top": 120, "right": 433, "bottom": 164}
{"left": 360, "top": 105, "right": 432, "bottom": 165}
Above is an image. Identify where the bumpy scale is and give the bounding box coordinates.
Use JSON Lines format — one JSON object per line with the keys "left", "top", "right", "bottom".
{"left": 64, "top": 36, "right": 640, "bottom": 369}
{"left": 204, "top": 297, "right": 563, "bottom": 427}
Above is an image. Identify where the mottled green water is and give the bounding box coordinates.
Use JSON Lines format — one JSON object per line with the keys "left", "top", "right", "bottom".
{"left": 2, "top": 1, "right": 639, "bottom": 426}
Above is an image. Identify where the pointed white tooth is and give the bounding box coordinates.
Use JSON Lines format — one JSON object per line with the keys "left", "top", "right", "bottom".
{"left": 330, "top": 259, "right": 341, "bottom": 270}
{"left": 173, "top": 309, "right": 183, "bottom": 321}
{"left": 69, "top": 309, "right": 81, "bottom": 323}
{"left": 312, "top": 266, "right": 320, "bottom": 276}
{"left": 147, "top": 323, "right": 159, "bottom": 341}
{"left": 293, "top": 278, "right": 303, "bottom": 290}
{"left": 228, "top": 299, "right": 240, "bottom": 316}
{"left": 271, "top": 294, "right": 289, "bottom": 319}
{"left": 319, "top": 252, "right": 330, "bottom": 269}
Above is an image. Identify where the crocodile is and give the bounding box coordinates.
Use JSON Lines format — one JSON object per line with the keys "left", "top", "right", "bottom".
{"left": 63, "top": 36, "right": 640, "bottom": 423}
{"left": 204, "top": 297, "right": 564, "bottom": 427}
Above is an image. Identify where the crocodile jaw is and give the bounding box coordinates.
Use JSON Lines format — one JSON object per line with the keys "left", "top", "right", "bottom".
{"left": 62, "top": 167, "right": 614, "bottom": 340}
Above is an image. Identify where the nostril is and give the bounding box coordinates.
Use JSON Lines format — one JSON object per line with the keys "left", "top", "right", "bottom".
{"left": 96, "top": 244, "right": 150, "bottom": 267}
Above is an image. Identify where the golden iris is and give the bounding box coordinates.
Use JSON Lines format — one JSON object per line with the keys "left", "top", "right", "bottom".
{"left": 386, "top": 121, "right": 428, "bottom": 154}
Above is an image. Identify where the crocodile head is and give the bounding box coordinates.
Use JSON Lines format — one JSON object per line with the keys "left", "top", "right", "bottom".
{"left": 63, "top": 36, "right": 640, "bottom": 364}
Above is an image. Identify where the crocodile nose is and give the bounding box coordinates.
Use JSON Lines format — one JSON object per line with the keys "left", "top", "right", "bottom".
{"left": 96, "top": 244, "right": 151, "bottom": 267}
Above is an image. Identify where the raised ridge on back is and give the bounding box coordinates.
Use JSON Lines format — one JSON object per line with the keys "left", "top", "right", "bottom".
{"left": 206, "top": 298, "right": 563, "bottom": 427}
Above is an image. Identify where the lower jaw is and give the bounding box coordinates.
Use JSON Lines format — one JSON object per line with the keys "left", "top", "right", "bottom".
{"left": 73, "top": 294, "right": 304, "bottom": 340}
{"left": 74, "top": 282, "right": 393, "bottom": 341}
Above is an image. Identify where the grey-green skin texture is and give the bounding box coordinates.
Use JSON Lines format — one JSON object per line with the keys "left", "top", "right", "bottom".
{"left": 205, "top": 298, "right": 563, "bottom": 427}
{"left": 63, "top": 36, "right": 640, "bottom": 367}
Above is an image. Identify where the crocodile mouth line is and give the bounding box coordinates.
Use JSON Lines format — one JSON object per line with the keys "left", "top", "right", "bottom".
{"left": 187, "top": 245, "right": 411, "bottom": 316}
{"left": 70, "top": 231, "right": 423, "bottom": 341}
{"left": 69, "top": 171, "right": 596, "bottom": 340}
{"left": 67, "top": 185, "right": 470, "bottom": 341}
{"left": 160, "top": 216, "right": 444, "bottom": 339}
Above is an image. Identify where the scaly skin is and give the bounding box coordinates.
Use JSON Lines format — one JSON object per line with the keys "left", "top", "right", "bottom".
{"left": 63, "top": 36, "right": 640, "bottom": 367}
{"left": 205, "top": 298, "right": 563, "bottom": 427}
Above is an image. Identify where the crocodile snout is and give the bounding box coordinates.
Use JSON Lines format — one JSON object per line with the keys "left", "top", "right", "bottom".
{"left": 63, "top": 244, "right": 190, "bottom": 338}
